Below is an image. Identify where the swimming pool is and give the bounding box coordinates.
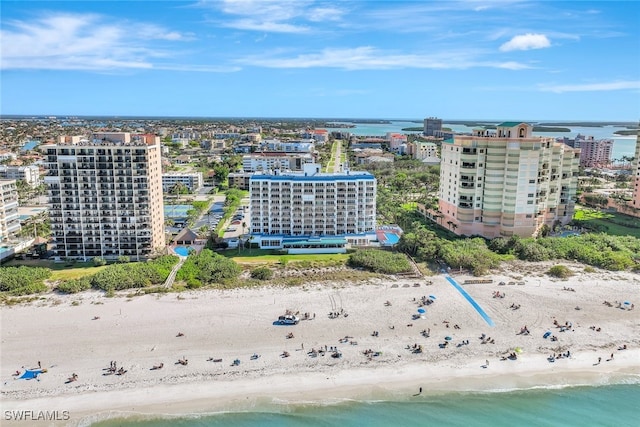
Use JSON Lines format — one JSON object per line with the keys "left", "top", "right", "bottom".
{"left": 174, "top": 246, "right": 193, "bottom": 257}
{"left": 383, "top": 232, "right": 400, "bottom": 245}
{"left": 445, "top": 275, "right": 495, "bottom": 327}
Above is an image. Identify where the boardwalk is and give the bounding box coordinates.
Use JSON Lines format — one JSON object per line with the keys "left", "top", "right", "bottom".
{"left": 163, "top": 255, "right": 186, "bottom": 288}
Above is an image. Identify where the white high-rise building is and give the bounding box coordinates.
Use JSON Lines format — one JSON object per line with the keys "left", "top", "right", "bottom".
{"left": 438, "top": 122, "right": 580, "bottom": 238}
{"left": 0, "top": 179, "right": 21, "bottom": 242}
{"left": 249, "top": 163, "right": 376, "bottom": 249}
{"left": 43, "top": 133, "right": 165, "bottom": 261}
{"left": 631, "top": 127, "right": 640, "bottom": 210}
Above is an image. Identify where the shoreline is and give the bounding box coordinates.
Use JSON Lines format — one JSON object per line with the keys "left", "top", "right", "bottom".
{"left": 5, "top": 354, "right": 640, "bottom": 427}
{"left": 2, "top": 263, "right": 639, "bottom": 426}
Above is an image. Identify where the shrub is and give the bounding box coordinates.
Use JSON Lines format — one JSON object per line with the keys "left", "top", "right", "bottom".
{"left": 117, "top": 255, "right": 130, "bottom": 263}
{"left": 176, "top": 249, "right": 242, "bottom": 285}
{"left": 348, "top": 249, "right": 412, "bottom": 274}
{"left": 0, "top": 266, "right": 51, "bottom": 294}
{"left": 93, "top": 257, "right": 107, "bottom": 266}
{"left": 9, "top": 282, "right": 48, "bottom": 296}
{"left": 547, "top": 265, "right": 574, "bottom": 279}
{"left": 251, "top": 267, "right": 274, "bottom": 280}
{"left": 57, "top": 277, "right": 92, "bottom": 294}
{"left": 91, "top": 256, "right": 179, "bottom": 291}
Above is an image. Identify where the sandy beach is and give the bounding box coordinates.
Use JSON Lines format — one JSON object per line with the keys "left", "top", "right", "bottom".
{"left": 1, "top": 261, "right": 639, "bottom": 426}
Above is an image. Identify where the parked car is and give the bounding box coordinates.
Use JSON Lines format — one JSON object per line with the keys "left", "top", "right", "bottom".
{"left": 277, "top": 314, "right": 300, "bottom": 325}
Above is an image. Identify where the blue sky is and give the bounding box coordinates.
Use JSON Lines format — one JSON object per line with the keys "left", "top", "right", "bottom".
{"left": 1, "top": 1, "right": 639, "bottom": 120}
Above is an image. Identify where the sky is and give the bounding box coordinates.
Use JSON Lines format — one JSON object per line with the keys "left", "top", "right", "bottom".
{"left": 1, "top": 0, "right": 639, "bottom": 121}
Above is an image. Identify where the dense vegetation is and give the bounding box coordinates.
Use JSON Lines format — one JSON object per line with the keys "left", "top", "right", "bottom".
{"left": 489, "top": 234, "right": 639, "bottom": 271}
{"left": 0, "top": 266, "right": 50, "bottom": 295}
{"left": 90, "top": 255, "right": 179, "bottom": 291}
{"left": 56, "top": 277, "right": 92, "bottom": 294}
{"left": 347, "top": 249, "right": 412, "bottom": 274}
{"left": 176, "top": 249, "right": 242, "bottom": 288}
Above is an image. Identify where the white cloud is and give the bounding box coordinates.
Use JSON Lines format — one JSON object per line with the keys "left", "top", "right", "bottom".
{"left": 236, "top": 46, "right": 531, "bottom": 70}
{"left": 499, "top": 33, "right": 551, "bottom": 51}
{"left": 206, "top": 0, "right": 346, "bottom": 33}
{"left": 0, "top": 12, "right": 214, "bottom": 72}
{"left": 538, "top": 80, "right": 640, "bottom": 93}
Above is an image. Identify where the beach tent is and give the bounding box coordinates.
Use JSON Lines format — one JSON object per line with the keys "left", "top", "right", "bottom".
{"left": 18, "top": 369, "right": 43, "bottom": 380}
{"left": 417, "top": 308, "right": 426, "bottom": 314}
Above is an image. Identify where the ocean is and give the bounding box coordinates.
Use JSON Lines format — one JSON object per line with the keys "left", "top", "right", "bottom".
{"left": 89, "top": 382, "right": 640, "bottom": 427}
{"left": 328, "top": 121, "right": 637, "bottom": 161}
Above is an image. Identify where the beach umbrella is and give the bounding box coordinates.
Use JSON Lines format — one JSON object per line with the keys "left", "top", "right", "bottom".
{"left": 444, "top": 336, "right": 452, "bottom": 341}
{"left": 429, "top": 295, "right": 437, "bottom": 300}
{"left": 417, "top": 308, "right": 426, "bottom": 314}
{"left": 624, "top": 301, "right": 631, "bottom": 305}
{"left": 515, "top": 347, "right": 523, "bottom": 353}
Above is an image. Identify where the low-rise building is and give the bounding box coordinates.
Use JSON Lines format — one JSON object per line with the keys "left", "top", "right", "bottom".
{"left": 242, "top": 152, "right": 314, "bottom": 173}
{"left": 162, "top": 172, "right": 203, "bottom": 193}
{"left": 0, "top": 165, "right": 41, "bottom": 188}
{"left": 228, "top": 172, "right": 252, "bottom": 190}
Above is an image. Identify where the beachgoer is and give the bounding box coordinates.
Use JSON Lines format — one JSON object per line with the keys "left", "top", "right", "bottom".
{"left": 598, "top": 357, "right": 601, "bottom": 364}
{"left": 419, "top": 387, "right": 423, "bottom": 394}
{"left": 486, "top": 360, "right": 489, "bottom": 367}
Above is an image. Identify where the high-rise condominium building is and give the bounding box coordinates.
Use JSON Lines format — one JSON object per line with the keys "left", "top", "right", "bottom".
{"left": 249, "top": 163, "right": 376, "bottom": 248}
{"left": 43, "top": 133, "right": 165, "bottom": 261}
{"left": 0, "top": 179, "right": 21, "bottom": 242}
{"left": 578, "top": 138, "right": 613, "bottom": 167}
{"left": 438, "top": 122, "right": 580, "bottom": 238}
{"left": 632, "top": 128, "right": 640, "bottom": 210}
{"left": 423, "top": 117, "right": 443, "bottom": 137}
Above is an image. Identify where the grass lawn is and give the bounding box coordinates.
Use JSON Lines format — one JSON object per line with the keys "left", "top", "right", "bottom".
{"left": 573, "top": 206, "right": 640, "bottom": 238}
{"left": 2, "top": 259, "right": 107, "bottom": 281}
{"left": 223, "top": 250, "right": 349, "bottom": 265}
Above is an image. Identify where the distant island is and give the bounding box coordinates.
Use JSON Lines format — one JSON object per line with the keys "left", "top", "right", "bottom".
{"left": 613, "top": 129, "right": 639, "bottom": 136}
{"left": 351, "top": 120, "right": 392, "bottom": 124}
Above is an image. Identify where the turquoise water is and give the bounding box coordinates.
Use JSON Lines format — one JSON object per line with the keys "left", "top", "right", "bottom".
{"left": 90, "top": 383, "right": 640, "bottom": 427}
{"left": 174, "top": 246, "right": 192, "bottom": 256}
{"left": 445, "top": 275, "right": 495, "bottom": 327}
{"left": 21, "top": 140, "right": 40, "bottom": 151}
{"left": 383, "top": 232, "right": 400, "bottom": 245}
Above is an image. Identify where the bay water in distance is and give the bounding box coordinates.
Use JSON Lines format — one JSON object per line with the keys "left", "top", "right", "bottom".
{"left": 89, "top": 382, "right": 639, "bottom": 427}
{"left": 328, "top": 121, "right": 637, "bottom": 160}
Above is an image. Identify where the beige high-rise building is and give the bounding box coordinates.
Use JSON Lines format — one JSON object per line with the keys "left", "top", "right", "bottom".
{"left": 43, "top": 133, "right": 165, "bottom": 261}
{"left": 631, "top": 127, "right": 640, "bottom": 210}
{"left": 0, "top": 179, "right": 21, "bottom": 242}
{"left": 438, "top": 122, "right": 580, "bottom": 238}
